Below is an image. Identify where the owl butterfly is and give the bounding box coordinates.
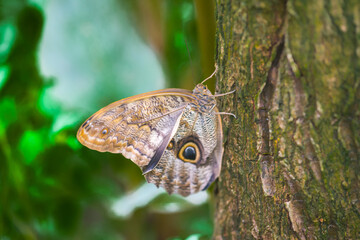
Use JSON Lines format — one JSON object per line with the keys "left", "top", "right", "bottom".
{"left": 77, "top": 67, "right": 234, "bottom": 196}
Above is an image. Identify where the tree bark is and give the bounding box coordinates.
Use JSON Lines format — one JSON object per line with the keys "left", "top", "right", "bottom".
{"left": 214, "top": 0, "right": 360, "bottom": 239}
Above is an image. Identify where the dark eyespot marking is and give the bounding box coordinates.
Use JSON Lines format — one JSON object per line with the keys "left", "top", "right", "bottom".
{"left": 102, "top": 128, "right": 108, "bottom": 135}
{"left": 178, "top": 141, "right": 200, "bottom": 163}
{"left": 183, "top": 146, "right": 196, "bottom": 160}
{"left": 167, "top": 139, "right": 175, "bottom": 150}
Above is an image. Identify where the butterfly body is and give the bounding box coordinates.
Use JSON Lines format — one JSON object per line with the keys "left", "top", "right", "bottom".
{"left": 77, "top": 84, "right": 223, "bottom": 196}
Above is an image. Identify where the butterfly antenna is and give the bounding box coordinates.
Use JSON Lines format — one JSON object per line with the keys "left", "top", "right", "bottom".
{"left": 201, "top": 64, "right": 218, "bottom": 84}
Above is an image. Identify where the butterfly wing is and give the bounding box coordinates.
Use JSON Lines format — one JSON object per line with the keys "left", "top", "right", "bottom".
{"left": 77, "top": 89, "right": 197, "bottom": 167}
{"left": 144, "top": 105, "right": 224, "bottom": 197}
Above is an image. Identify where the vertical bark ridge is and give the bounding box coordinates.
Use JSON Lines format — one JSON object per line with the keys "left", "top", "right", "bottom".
{"left": 214, "top": 0, "right": 360, "bottom": 238}
{"left": 258, "top": 38, "right": 284, "bottom": 197}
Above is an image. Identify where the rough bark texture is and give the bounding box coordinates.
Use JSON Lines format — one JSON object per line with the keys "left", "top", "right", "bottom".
{"left": 214, "top": 0, "right": 360, "bottom": 239}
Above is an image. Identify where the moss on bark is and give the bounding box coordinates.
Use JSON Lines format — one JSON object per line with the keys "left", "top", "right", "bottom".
{"left": 214, "top": 0, "right": 360, "bottom": 239}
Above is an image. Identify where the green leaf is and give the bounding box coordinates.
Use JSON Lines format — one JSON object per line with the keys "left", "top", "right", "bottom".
{"left": 0, "top": 65, "right": 10, "bottom": 90}
{"left": 0, "top": 97, "right": 17, "bottom": 136}
{"left": 66, "top": 135, "right": 81, "bottom": 150}
{"left": 185, "top": 234, "right": 202, "bottom": 240}
{"left": 18, "top": 129, "right": 45, "bottom": 165}
{"left": 0, "top": 23, "right": 16, "bottom": 63}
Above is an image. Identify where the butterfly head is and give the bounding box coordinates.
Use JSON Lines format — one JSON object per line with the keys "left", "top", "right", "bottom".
{"left": 193, "top": 83, "right": 213, "bottom": 96}
{"left": 192, "top": 84, "right": 217, "bottom": 113}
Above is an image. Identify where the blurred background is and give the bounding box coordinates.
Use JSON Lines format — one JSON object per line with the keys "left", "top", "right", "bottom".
{"left": 0, "top": 0, "right": 216, "bottom": 239}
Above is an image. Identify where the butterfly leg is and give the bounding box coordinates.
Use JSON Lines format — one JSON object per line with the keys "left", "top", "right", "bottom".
{"left": 178, "top": 110, "right": 199, "bottom": 134}
{"left": 190, "top": 112, "right": 199, "bottom": 133}
{"left": 213, "top": 89, "right": 236, "bottom": 97}
{"left": 215, "top": 112, "right": 237, "bottom": 118}
{"left": 214, "top": 89, "right": 236, "bottom": 118}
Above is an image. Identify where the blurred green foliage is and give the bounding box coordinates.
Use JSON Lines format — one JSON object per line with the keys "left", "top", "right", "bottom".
{"left": 0, "top": 0, "right": 215, "bottom": 239}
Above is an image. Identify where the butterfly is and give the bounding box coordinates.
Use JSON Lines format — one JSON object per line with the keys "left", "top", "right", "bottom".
{"left": 77, "top": 67, "right": 235, "bottom": 196}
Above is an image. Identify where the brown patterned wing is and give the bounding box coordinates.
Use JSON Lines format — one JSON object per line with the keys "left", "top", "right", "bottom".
{"left": 77, "top": 89, "right": 197, "bottom": 167}
{"left": 144, "top": 105, "right": 224, "bottom": 197}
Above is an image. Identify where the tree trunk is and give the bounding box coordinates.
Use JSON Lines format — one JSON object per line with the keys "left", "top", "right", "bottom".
{"left": 214, "top": 0, "right": 360, "bottom": 239}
